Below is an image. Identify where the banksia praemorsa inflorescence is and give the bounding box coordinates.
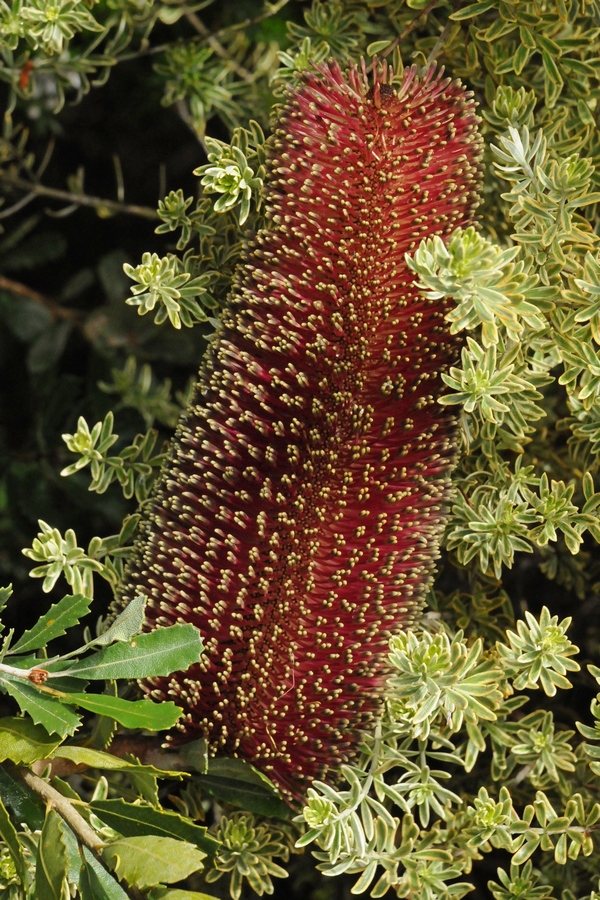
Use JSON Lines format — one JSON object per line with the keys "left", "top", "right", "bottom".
{"left": 118, "top": 60, "right": 482, "bottom": 801}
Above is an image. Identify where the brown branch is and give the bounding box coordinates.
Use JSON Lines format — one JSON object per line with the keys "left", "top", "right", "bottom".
{"left": 0, "top": 173, "right": 159, "bottom": 220}
{"left": 184, "top": 11, "right": 253, "bottom": 82}
{"left": 381, "top": 0, "right": 440, "bottom": 58}
{"left": 0, "top": 275, "right": 82, "bottom": 325}
{"left": 115, "top": 0, "right": 291, "bottom": 64}
{"left": 16, "top": 766, "right": 106, "bottom": 853}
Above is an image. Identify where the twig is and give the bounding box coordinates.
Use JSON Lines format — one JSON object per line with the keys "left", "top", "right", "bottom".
{"left": 116, "top": 0, "right": 291, "bottom": 64}
{"left": 16, "top": 766, "right": 106, "bottom": 854}
{"left": 13, "top": 766, "right": 146, "bottom": 900}
{"left": 425, "top": 19, "right": 454, "bottom": 67}
{"left": 381, "top": 0, "right": 440, "bottom": 59}
{"left": 0, "top": 173, "right": 159, "bottom": 220}
{"left": 0, "top": 275, "right": 82, "bottom": 324}
{"left": 185, "top": 11, "right": 253, "bottom": 81}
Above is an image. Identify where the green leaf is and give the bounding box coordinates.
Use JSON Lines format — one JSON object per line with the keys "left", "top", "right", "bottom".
{"left": 0, "top": 763, "right": 45, "bottom": 830}
{"left": 102, "top": 837, "right": 206, "bottom": 889}
{"left": 200, "top": 758, "right": 292, "bottom": 819}
{"left": 62, "top": 625, "right": 203, "bottom": 680}
{"left": 0, "top": 795, "right": 29, "bottom": 888}
{"left": 27, "top": 321, "right": 73, "bottom": 374}
{"left": 0, "top": 674, "right": 81, "bottom": 737}
{"left": 35, "top": 809, "right": 70, "bottom": 900}
{"left": 449, "top": 0, "right": 496, "bottom": 19}
{"left": 56, "top": 692, "right": 183, "bottom": 731}
{"left": 93, "top": 595, "right": 147, "bottom": 646}
{"left": 149, "top": 891, "right": 220, "bottom": 900}
{"left": 50, "top": 745, "right": 186, "bottom": 778}
{"left": 90, "top": 800, "right": 219, "bottom": 854}
{"left": 0, "top": 584, "right": 12, "bottom": 619}
{"left": 0, "top": 716, "right": 63, "bottom": 764}
{"left": 10, "top": 594, "right": 92, "bottom": 654}
{"left": 79, "top": 848, "right": 130, "bottom": 900}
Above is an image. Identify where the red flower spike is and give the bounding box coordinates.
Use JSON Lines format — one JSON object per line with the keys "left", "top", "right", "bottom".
{"left": 118, "top": 60, "right": 483, "bottom": 802}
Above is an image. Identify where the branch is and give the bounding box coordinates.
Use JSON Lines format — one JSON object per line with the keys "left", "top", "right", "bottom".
{"left": 381, "top": 0, "right": 440, "bottom": 58}
{"left": 115, "top": 0, "right": 291, "bottom": 64}
{"left": 0, "top": 173, "right": 159, "bottom": 220}
{"left": 0, "top": 275, "right": 82, "bottom": 325}
{"left": 16, "top": 766, "right": 106, "bottom": 854}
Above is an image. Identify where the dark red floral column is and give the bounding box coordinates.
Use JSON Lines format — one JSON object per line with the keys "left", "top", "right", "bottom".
{"left": 119, "top": 60, "right": 482, "bottom": 801}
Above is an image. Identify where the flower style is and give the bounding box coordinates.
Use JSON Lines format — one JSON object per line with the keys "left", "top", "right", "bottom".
{"left": 117, "top": 59, "right": 483, "bottom": 801}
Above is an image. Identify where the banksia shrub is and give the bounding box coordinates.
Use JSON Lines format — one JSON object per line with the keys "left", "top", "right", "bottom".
{"left": 117, "top": 59, "right": 483, "bottom": 801}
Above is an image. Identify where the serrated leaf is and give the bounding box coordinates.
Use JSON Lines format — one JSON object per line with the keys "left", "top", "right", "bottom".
{"left": 51, "top": 745, "right": 186, "bottom": 778}
{"left": 0, "top": 584, "right": 12, "bottom": 618}
{"left": 61, "top": 625, "right": 203, "bottom": 680}
{"left": 200, "top": 758, "right": 292, "bottom": 819}
{"left": 0, "top": 674, "right": 81, "bottom": 737}
{"left": 0, "top": 716, "right": 62, "bottom": 764}
{"left": 90, "top": 800, "right": 219, "bottom": 854}
{"left": 35, "top": 809, "right": 70, "bottom": 900}
{"left": 102, "top": 837, "right": 206, "bottom": 889}
{"left": 94, "top": 595, "right": 147, "bottom": 646}
{"left": 79, "top": 848, "right": 129, "bottom": 900}
{"left": 0, "top": 764, "right": 45, "bottom": 830}
{"left": 57, "top": 692, "right": 182, "bottom": 731}
{"left": 10, "top": 594, "right": 92, "bottom": 654}
{"left": 0, "top": 796, "right": 29, "bottom": 888}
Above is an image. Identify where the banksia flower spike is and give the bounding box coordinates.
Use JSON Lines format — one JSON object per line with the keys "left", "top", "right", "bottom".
{"left": 118, "top": 59, "right": 483, "bottom": 802}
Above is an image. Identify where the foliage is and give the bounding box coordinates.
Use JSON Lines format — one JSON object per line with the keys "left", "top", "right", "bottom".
{"left": 2, "top": 1, "right": 600, "bottom": 899}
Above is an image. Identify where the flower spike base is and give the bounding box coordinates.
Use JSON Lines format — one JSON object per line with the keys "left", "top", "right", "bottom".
{"left": 118, "top": 60, "right": 483, "bottom": 802}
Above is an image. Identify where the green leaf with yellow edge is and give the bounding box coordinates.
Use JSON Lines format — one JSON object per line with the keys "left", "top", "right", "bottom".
{"left": 0, "top": 795, "right": 29, "bottom": 888}
{"left": 102, "top": 837, "right": 206, "bottom": 889}
{"left": 89, "top": 799, "right": 219, "bottom": 854}
{"left": 60, "top": 624, "right": 203, "bottom": 680}
{"left": 0, "top": 674, "right": 81, "bottom": 737}
{"left": 50, "top": 745, "right": 186, "bottom": 778}
{"left": 35, "top": 809, "right": 70, "bottom": 900}
{"left": 10, "top": 594, "right": 91, "bottom": 654}
{"left": 56, "top": 692, "right": 182, "bottom": 731}
{"left": 0, "top": 716, "right": 62, "bottom": 764}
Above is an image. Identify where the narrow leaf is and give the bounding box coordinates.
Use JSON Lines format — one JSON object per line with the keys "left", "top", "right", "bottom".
{"left": 79, "top": 848, "right": 129, "bottom": 900}
{"left": 93, "top": 595, "right": 147, "bottom": 646}
{"left": 0, "top": 584, "right": 12, "bottom": 619}
{"left": 149, "top": 891, "right": 220, "bottom": 900}
{"left": 102, "top": 837, "right": 206, "bottom": 889}
{"left": 10, "top": 595, "right": 92, "bottom": 654}
{"left": 51, "top": 745, "right": 186, "bottom": 778}
{"left": 62, "top": 625, "right": 203, "bottom": 680}
{"left": 90, "top": 800, "right": 219, "bottom": 854}
{"left": 35, "top": 809, "right": 70, "bottom": 900}
{"left": 0, "top": 674, "right": 81, "bottom": 737}
{"left": 57, "top": 692, "right": 182, "bottom": 731}
{"left": 0, "top": 716, "right": 62, "bottom": 764}
{"left": 200, "top": 758, "right": 292, "bottom": 819}
{"left": 0, "top": 795, "right": 29, "bottom": 888}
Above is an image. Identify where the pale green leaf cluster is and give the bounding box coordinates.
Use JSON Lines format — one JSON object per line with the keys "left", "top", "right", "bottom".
{"left": 298, "top": 610, "right": 599, "bottom": 897}
{"left": 4, "top": 2, "right": 600, "bottom": 900}
{"left": 99, "top": 356, "right": 193, "bottom": 430}
{"left": 205, "top": 812, "right": 291, "bottom": 900}
{"left": 124, "top": 252, "right": 216, "bottom": 330}
{"left": 22, "top": 514, "right": 140, "bottom": 599}
{"left": 196, "top": 138, "right": 265, "bottom": 226}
